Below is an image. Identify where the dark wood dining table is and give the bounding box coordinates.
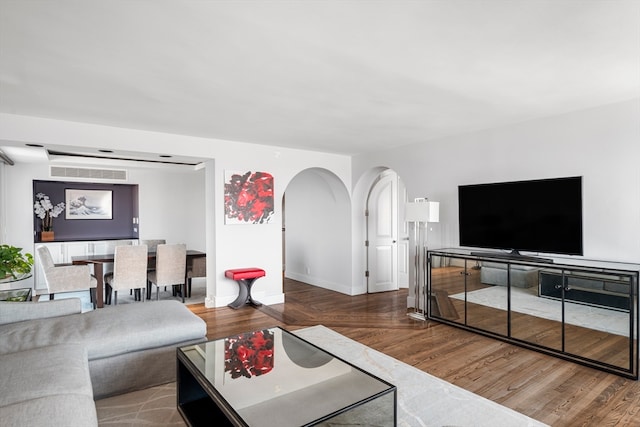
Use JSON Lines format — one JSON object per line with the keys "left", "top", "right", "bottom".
{"left": 71, "top": 249, "right": 206, "bottom": 308}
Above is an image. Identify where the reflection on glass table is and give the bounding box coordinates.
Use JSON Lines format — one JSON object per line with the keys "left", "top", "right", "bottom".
{"left": 0, "top": 287, "right": 32, "bottom": 302}
{"left": 0, "top": 273, "right": 33, "bottom": 300}
{"left": 0, "top": 272, "right": 32, "bottom": 284}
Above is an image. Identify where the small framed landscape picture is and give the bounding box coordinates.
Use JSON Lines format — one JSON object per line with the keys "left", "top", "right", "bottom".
{"left": 65, "top": 189, "right": 113, "bottom": 220}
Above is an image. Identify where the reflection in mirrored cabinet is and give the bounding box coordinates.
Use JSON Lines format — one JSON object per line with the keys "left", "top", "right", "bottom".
{"left": 427, "top": 249, "right": 639, "bottom": 379}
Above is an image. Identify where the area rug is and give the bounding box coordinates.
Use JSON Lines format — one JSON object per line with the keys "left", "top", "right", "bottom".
{"left": 53, "top": 278, "right": 206, "bottom": 312}
{"left": 95, "top": 382, "right": 185, "bottom": 426}
{"left": 450, "top": 286, "right": 631, "bottom": 336}
{"left": 95, "top": 325, "right": 547, "bottom": 427}
{"left": 110, "top": 278, "right": 206, "bottom": 307}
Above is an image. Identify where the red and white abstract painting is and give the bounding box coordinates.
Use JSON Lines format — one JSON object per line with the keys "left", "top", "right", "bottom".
{"left": 224, "top": 171, "right": 274, "bottom": 224}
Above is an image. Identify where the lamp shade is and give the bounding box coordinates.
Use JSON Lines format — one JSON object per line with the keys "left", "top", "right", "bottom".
{"left": 405, "top": 201, "right": 439, "bottom": 223}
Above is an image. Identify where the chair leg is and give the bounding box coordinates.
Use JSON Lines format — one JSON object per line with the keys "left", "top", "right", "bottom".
{"left": 114, "top": 290, "right": 118, "bottom": 305}
{"left": 156, "top": 286, "right": 160, "bottom": 301}
{"left": 105, "top": 284, "right": 112, "bottom": 305}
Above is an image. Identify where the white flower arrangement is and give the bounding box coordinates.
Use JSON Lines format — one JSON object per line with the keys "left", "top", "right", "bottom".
{"left": 34, "top": 193, "right": 65, "bottom": 231}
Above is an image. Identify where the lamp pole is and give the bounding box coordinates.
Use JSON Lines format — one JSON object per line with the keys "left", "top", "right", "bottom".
{"left": 405, "top": 198, "right": 439, "bottom": 321}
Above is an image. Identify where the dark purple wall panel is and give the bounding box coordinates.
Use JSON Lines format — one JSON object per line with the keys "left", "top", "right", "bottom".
{"left": 33, "top": 180, "right": 139, "bottom": 242}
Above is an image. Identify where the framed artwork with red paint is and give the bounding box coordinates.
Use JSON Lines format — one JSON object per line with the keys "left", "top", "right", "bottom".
{"left": 224, "top": 171, "right": 274, "bottom": 224}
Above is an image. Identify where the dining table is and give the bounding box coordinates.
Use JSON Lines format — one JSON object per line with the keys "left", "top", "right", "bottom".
{"left": 71, "top": 249, "right": 206, "bottom": 308}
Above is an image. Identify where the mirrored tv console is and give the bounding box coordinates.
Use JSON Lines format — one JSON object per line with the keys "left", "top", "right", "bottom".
{"left": 427, "top": 248, "right": 639, "bottom": 379}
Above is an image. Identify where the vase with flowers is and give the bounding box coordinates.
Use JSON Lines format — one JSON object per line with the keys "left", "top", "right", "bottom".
{"left": 34, "top": 193, "right": 65, "bottom": 241}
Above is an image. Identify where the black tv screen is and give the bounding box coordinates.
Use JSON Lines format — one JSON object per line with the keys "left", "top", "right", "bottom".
{"left": 458, "top": 176, "right": 583, "bottom": 256}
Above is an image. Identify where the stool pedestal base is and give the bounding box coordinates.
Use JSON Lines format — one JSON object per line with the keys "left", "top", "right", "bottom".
{"left": 228, "top": 278, "right": 263, "bottom": 309}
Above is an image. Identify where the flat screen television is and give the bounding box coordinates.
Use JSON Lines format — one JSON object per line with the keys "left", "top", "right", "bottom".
{"left": 458, "top": 176, "right": 583, "bottom": 257}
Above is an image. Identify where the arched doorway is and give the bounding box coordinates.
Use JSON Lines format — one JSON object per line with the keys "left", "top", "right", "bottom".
{"left": 282, "top": 168, "right": 352, "bottom": 294}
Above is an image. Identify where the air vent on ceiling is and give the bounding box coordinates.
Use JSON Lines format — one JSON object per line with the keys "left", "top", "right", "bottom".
{"left": 50, "top": 166, "right": 128, "bottom": 181}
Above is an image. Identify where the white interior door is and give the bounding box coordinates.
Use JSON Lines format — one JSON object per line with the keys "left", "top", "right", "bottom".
{"left": 367, "top": 171, "right": 398, "bottom": 293}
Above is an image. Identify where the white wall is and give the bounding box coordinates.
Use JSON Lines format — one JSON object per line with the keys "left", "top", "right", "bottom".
{"left": 284, "top": 168, "right": 352, "bottom": 294}
{"left": 129, "top": 167, "right": 205, "bottom": 249}
{"left": 0, "top": 161, "right": 41, "bottom": 258}
{"left": 352, "top": 99, "right": 640, "bottom": 263}
{"left": 0, "top": 113, "right": 353, "bottom": 306}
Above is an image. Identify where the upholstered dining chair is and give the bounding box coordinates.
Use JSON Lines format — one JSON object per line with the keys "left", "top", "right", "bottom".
{"left": 138, "top": 239, "right": 165, "bottom": 294}
{"left": 147, "top": 243, "right": 187, "bottom": 302}
{"left": 35, "top": 245, "right": 98, "bottom": 306}
{"left": 186, "top": 256, "right": 206, "bottom": 298}
{"left": 140, "top": 239, "right": 165, "bottom": 272}
{"left": 104, "top": 244, "right": 148, "bottom": 305}
{"left": 98, "top": 240, "right": 132, "bottom": 277}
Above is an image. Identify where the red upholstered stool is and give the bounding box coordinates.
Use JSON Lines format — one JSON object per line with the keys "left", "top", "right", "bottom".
{"left": 225, "top": 268, "right": 266, "bottom": 309}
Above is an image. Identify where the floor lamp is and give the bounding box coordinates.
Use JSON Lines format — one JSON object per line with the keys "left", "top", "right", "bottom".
{"left": 405, "top": 198, "right": 439, "bottom": 321}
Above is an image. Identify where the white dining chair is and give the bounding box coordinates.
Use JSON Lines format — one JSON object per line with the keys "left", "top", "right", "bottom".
{"left": 147, "top": 243, "right": 187, "bottom": 302}
{"left": 35, "top": 245, "right": 98, "bottom": 306}
{"left": 104, "top": 245, "right": 148, "bottom": 305}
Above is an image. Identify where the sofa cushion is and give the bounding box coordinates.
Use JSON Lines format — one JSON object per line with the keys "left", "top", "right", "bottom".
{"left": 0, "top": 300, "right": 206, "bottom": 359}
{"left": 567, "top": 277, "right": 604, "bottom": 291}
{"left": 0, "top": 343, "right": 98, "bottom": 427}
{"left": 603, "top": 281, "right": 631, "bottom": 295}
{"left": 481, "top": 261, "right": 538, "bottom": 271}
{"left": 0, "top": 394, "right": 97, "bottom": 427}
{"left": 480, "top": 265, "right": 539, "bottom": 288}
{"left": 0, "top": 344, "right": 93, "bottom": 407}
{"left": 0, "top": 298, "right": 82, "bottom": 325}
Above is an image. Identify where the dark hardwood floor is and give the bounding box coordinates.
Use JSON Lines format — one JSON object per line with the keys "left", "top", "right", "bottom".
{"left": 188, "top": 279, "right": 640, "bottom": 427}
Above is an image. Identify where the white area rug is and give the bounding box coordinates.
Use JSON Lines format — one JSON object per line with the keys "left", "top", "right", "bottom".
{"left": 96, "top": 325, "right": 547, "bottom": 427}
{"left": 50, "top": 278, "right": 206, "bottom": 312}
{"left": 450, "top": 286, "right": 630, "bottom": 337}
{"left": 296, "top": 325, "right": 546, "bottom": 427}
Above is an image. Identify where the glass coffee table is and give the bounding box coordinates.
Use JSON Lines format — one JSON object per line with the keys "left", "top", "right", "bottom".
{"left": 177, "top": 327, "right": 396, "bottom": 426}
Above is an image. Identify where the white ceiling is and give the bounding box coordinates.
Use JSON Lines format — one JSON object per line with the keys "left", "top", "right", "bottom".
{"left": 1, "top": 0, "right": 638, "bottom": 156}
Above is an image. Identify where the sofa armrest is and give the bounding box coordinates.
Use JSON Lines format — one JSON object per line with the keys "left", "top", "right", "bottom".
{"left": 0, "top": 298, "right": 82, "bottom": 325}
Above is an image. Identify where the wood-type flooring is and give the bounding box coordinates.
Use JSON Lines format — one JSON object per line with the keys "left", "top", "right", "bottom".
{"left": 188, "top": 279, "right": 640, "bottom": 426}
